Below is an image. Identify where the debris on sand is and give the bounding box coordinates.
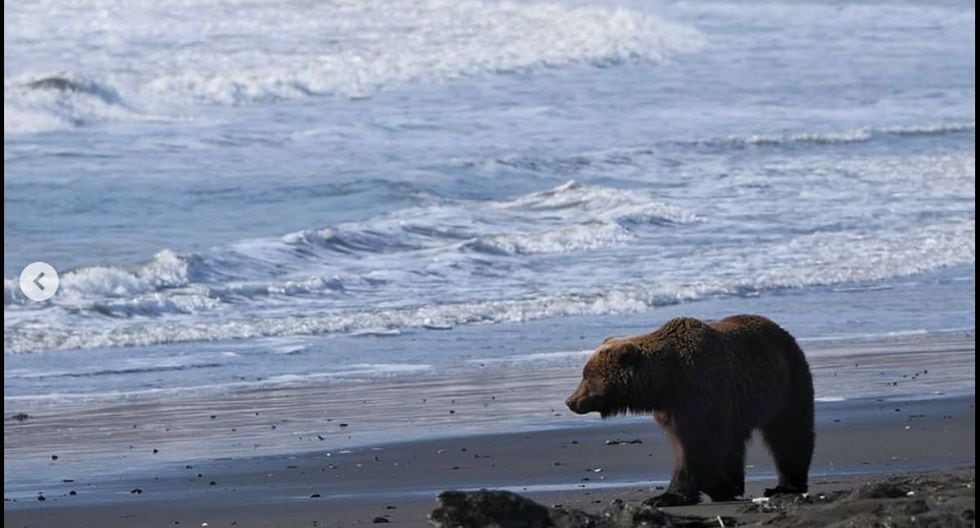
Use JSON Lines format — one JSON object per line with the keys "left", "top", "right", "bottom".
{"left": 605, "top": 439, "right": 644, "bottom": 446}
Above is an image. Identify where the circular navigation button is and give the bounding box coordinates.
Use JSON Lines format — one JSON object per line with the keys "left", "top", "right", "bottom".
{"left": 19, "top": 261, "right": 60, "bottom": 302}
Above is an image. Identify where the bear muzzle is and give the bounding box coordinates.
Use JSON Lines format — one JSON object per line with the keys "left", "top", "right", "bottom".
{"left": 566, "top": 396, "right": 602, "bottom": 414}
{"left": 566, "top": 380, "right": 604, "bottom": 415}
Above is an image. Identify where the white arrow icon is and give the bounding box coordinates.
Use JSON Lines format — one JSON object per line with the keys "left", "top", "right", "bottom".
{"left": 19, "top": 262, "right": 60, "bottom": 302}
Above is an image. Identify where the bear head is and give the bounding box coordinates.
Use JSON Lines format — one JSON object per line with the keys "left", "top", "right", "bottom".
{"left": 566, "top": 339, "right": 670, "bottom": 418}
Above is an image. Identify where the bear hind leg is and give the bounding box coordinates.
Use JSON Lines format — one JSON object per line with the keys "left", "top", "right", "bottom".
{"left": 705, "top": 439, "right": 746, "bottom": 502}
{"left": 762, "top": 415, "right": 813, "bottom": 496}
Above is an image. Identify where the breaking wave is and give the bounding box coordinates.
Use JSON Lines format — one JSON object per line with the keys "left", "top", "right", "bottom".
{"left": 4, "top": 218, "right": 974, "bottom": 354}
{"left": 4, "top": 0, "right": 705, "bottom": 134}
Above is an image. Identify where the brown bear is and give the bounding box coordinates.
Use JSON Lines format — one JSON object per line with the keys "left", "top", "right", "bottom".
{"left": 566, "top": 315, "right": 814, "bottom": 507}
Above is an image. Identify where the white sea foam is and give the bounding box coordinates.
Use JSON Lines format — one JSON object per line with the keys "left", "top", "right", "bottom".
{"left": 4, "top": 362, "right": 435, "bottom": 404}
{"left": 274, "top": 180, "right": 697, "bottom": 258}
{"left": 3, "top": 0, "right": 705, "bottom": 134}
{"left": 495, "top": 180, "right": 701, "bottom": 225}
{"left": 7, "top": 354, "right": 225, "bottom": 380}
{"left": 263, "top": 363, "right": 433, "bottom": 382}
{"left": 467, "top": 222, "right": 635, "bottom": 255}
{"left": 467, "top": 349, "right": 592, "bottom": 365}
{"left": 712, "top": 122, "right": 975, "bottom": 148}
{"left": 60, "top": 249, "right": 192, "bottom": 298}
{"left": 3, "top": 157, "right": 975, "bottom": 355}
{"left": 2, "top": 75, "right": 184, "bottom": 135}
{"left": 3, "top": 250, "right": 193, "bottom": 307}
{"left": 4, "top": 215, "right": 974, "bottom": 354}
{"left": 2, "top": 182, "right": 692, "bottom": 310}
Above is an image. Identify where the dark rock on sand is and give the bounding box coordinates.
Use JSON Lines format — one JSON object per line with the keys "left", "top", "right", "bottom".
{"left": 10, "top": 413, "right": 30, "bottom": 422}
{"left": 433, "top": 472, "right": 975, "bottom": 528}
{"left": 904, "top": 499, "right": 930, "bottom": 514}
{"left": 740, "top": 472, "right": 975, "bottom": 528}
{"left": 429, "top": 490, "right": 726, "bottom": 528}
{"left": 851, "top": 481, "right": 911, "bottom": 499}
{"left": 430, "top": 490, "right": 551, "bottom": 528}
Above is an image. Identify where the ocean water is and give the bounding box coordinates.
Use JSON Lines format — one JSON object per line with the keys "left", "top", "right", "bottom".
{"left": 3, "top": 0, "right": 975, "bottom": 407}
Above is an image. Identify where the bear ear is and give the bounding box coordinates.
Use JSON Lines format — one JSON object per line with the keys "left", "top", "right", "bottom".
{"left": 617, "top": 342, "right": 643, "bottom": 367}
{"left": 601, "top": 336, "right": 619, "bottom": 344}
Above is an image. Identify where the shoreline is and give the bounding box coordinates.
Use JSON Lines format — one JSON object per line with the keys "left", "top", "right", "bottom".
{"left": 5, "top": 329, "right": 974, "bottom": 486}
{"left": 5, "top": 394, "right": 975, "bottom": 526}
{"left": 4, "top": 329, "right": 975, "bottom": 527}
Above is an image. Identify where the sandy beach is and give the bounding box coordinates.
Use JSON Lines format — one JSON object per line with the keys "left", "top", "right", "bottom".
{"left": 4, "top": 0, "right": 975, "bottom": 525}
{"left": 4, "top": 332, "right": 975, "bottom": 527}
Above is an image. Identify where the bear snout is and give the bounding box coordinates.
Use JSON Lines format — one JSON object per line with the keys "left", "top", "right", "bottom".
{"left": 566, "top": 379, "right": 603, "bottom": 414}
{"left": 566, "top": 394, "right": 603, "bottom": 414}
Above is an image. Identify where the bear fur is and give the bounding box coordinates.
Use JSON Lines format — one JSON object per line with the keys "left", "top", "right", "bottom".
{"left": 565, "top": 315, "right": 814, "bottom": 507}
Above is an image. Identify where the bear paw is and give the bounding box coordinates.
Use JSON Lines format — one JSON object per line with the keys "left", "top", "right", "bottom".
{"left": 763, "top": 485, "right": 806, "bottom": 497}
{"left": 643, "top": 492, "right": 700, "bottom": 508}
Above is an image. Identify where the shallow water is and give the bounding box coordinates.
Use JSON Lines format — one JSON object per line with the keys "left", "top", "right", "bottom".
{"left": 3, "top": 0, "right": 975, "bottom": 414}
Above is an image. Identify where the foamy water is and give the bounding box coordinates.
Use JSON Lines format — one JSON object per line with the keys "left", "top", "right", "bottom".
{"left": 3, "top": 0, "right": 976, "bottom": 405}
{"left": 3, "top": 0, "right": 704, "bottom": 134}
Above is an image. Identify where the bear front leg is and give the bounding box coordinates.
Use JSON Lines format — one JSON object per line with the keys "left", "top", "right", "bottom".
{"left": 645, "top": 418, "right": 728, "bottom": 507}
{"left": 644, "top": 463, "right": 703, "bottom": 507}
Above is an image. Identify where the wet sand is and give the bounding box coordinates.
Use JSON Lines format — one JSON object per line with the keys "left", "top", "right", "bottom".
{"left": 4, "top": 394, "right": 974, "bottom": 527}
{"left": 4, "top": 330, "right": 974, "bottom": 484}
